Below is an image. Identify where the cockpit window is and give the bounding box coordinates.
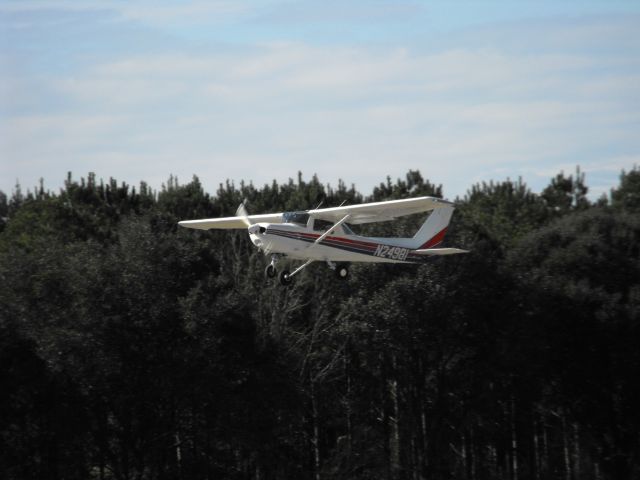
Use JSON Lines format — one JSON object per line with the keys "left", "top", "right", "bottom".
{"left": 314, "top": 218, "right": 355, "bottom": 235}
{"left": 341, "top": 223, "right": 355, "bottom": 235}
{"left": 313, "top": 219, "right": 334, "bottom": 231}
{"left": 282, "top": 211, "right": 310, "bottom": 226}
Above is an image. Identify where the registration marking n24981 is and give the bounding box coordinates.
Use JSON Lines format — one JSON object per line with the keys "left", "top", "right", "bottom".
{"left": 373, "top": 244, "right": 409, "bottom": 261}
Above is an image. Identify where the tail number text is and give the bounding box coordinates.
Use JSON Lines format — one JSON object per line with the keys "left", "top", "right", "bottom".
{"left": 373, "top": 244, "right": 409, "bottom": 261}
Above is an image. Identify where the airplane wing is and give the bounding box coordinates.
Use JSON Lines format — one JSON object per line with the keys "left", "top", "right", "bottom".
{"left": 179, "top": 196, "right": 453, "bottom": 229}
{"left": 309, "top": 196, "right": 454, "bottom": 225}
{"left": 178, "top": 213, "right": 283, "bottom": 230}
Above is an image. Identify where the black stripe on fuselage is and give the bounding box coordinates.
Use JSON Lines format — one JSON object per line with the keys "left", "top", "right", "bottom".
{"left": 265, "top": 228, "right": 430, "bottom": 263}
{"left": 266, "top": 228, "right": 376, "bottom": 257}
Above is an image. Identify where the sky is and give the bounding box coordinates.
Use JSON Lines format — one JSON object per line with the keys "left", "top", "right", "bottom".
{"left": 1, "top": 1, "right": 639, "bottom": 201}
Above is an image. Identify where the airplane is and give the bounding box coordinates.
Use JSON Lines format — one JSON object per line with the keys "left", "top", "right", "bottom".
{"left": 178, "top": 196, "right": 468, "bottom": 286}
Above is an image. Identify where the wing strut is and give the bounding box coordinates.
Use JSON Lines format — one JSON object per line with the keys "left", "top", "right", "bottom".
{"left": 285, "top": 214, "right": 351, "bottom": 281}
{"left": 286, "top": 259, "right": 315, "bottom": 279}
{"left": 314, "top": 214, "right": 351, "bottom": 245}
{"left": 284, "top": 214, "right": 351, "bottom": 281}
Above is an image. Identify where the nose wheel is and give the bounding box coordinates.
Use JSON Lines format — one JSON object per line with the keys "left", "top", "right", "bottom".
{"left": 265, "top": 264, "right": 277, "bottom": 278}
{"left": 264, "top": 255, "right": 280, "bottom": 279}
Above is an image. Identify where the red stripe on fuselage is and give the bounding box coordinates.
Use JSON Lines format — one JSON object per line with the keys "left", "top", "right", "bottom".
{"left": 271, "top": 229, "right": 379, "bottom": 250}
{"left": 420, "top": 227, "right": 447, "bottom": 249}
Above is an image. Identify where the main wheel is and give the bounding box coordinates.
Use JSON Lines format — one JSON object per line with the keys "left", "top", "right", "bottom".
{"left": 265, "top": 264, "right": 276, "bottom": 278}
{"left": 335, "top": 264, "right": 349, "bottom": 280}
{"left": 279, "top": 270, "right": 293, "bottom": 286}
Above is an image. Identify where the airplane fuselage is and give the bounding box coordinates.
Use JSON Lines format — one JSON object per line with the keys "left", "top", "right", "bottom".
{"left": 249, "top": 222, "right": 428, "bottom": 264}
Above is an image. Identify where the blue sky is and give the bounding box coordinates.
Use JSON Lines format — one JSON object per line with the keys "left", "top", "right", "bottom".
{"left": 1, "top": 1, "right": 639, "bottom": 200}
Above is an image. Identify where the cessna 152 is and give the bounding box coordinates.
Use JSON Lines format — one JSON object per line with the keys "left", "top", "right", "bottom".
{"left": 179, "top": 196, "right": 467, "bottom": 286}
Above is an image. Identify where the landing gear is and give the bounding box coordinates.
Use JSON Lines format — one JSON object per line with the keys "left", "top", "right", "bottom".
{"left": 279, "top": 270, "right": 292, "bottom": 286}
{"left": 265, "top": 264, "right": 276, "bottom": 278}
{"left": 275, "top": 259, "right": 315, "bottom": 286}
{"left": 263, "top": 254, "right": 300, "bottom": 286}
{"left": 264, "top": 255, "right": 280, "bottom": 279}
{"left": 328, "top": 261, "right": 349, "bottom": 280}
{"left": 335, "top": 264, "right": 349, "bottom": 280}
{"left": 268, "top": 258, "right": 349, "bottom": 286}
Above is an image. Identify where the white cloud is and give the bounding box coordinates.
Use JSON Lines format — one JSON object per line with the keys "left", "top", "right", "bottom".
{"left": 1, "top": 14, "right": 639, "bottom": 199}
{"left": 116, "top": 1, "right": 250, "bottom": 26}
{"left": 0, "top": 0, "right": 252, "bottom": 25}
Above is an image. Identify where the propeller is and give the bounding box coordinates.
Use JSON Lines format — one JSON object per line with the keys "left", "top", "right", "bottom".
{"left": 235, "top": 201, "right": 252, "bottom": 227}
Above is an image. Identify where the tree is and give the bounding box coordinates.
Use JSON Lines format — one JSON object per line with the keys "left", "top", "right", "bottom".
{"left": 541, "top": 166, "right": 590, "bottom": 214}
{"left": 611, "top": 166, "right": 640, "bottom": 211}
{"left": 1, "top": 167, "right": 638, "bottom": 480}
{"left": 456, "top": 177, "right": 549, "bottom": 255}
{"left": 507, "top": 209, "right": 640, "bottom": 480}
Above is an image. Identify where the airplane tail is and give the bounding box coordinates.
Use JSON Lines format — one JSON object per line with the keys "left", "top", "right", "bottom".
{"left": 409, "top": 205, "right": 455, "bottom": 250}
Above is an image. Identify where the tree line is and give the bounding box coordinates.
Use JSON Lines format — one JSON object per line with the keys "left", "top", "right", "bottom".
{"left": 0, "top": 168, "right": 639, "bottom": 480}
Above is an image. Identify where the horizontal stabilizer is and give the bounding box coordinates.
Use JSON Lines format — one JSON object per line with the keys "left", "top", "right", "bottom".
{"left": 414, "top": 248, "right": 469, "bottom": 256}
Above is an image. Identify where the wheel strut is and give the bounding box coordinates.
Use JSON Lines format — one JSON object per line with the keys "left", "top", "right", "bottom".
{"left": 265, "top": 255, "right": 280, "bottom": 279}
{"left": 265, "top": 264, "right": 277, "bottom": 278}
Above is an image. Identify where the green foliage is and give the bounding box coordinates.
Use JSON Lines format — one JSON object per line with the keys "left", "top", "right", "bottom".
{"left": 457, "top": 178, "right": 549, "bottom": 255}
{"left": 370, "top": 170, "right": 442, "bottom": 201}
{"left": 506, "top": 209, "right": 640, "bottom": 478}
{"left": 0, "top": 168, "right": 638, "bottom": 480}
{"left": 541, "top": 166, "right": 590, "bottom": 214}
{"left": 0, "top": 191, "right": 7, "bottom": 233}
{"left": 611, "top": 166, "right": 640, "bottom": 211}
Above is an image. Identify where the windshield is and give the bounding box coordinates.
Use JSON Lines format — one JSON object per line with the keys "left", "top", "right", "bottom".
{"left": 282, "top": 211, "right": 310, "bottom": 226}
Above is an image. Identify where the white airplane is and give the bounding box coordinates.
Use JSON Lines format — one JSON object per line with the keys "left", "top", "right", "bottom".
{"left": 179, "top": 196, "right": 468, "bottom": 285}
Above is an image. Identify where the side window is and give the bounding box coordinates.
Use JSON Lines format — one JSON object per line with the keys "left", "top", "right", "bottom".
{"left": 314, "top": 219, "right": 336, "bottom": 232}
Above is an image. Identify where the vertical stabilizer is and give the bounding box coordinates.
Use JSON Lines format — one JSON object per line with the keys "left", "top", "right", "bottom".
{"left": 410, "top": 205, "right": 455, "bottom": 249}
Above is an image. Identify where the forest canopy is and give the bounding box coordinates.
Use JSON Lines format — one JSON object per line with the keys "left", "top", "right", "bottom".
{"left": 1, "top": 168, "right": 639, "bottom": 480}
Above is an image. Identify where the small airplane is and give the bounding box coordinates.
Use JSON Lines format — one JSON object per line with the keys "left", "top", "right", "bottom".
{"left": 179, "top": 196, "right": 468, "bottom": 285}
